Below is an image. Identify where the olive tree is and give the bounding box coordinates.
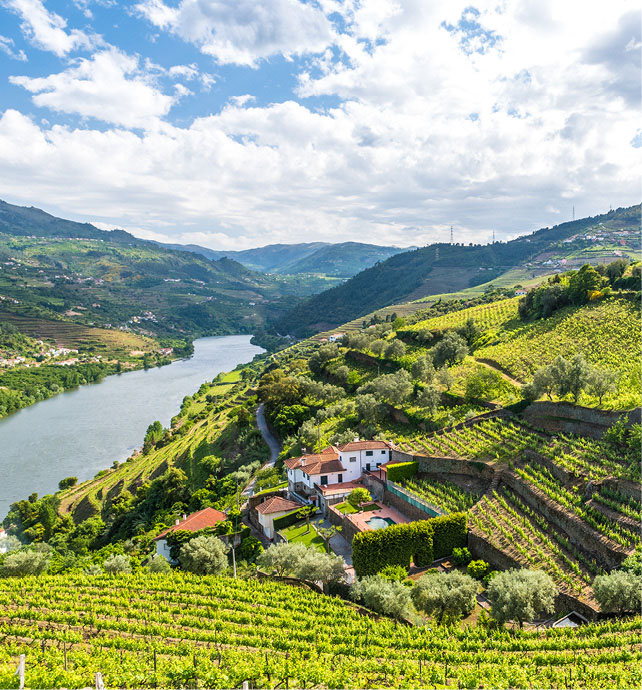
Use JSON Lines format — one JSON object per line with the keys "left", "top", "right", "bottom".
{"left": 179, "top": 536, "right": 228, "bottom": 575}
{"left": 103, "top": 554, "right": 132, "bottom": 574}
{"left": 416, "top": 384, "right": 441, "bottom": 414}
{"left": 350, "top": 575, "right": 412, "bottom": 620}
{"left": 358, "top": 370, "right": 413, "bottom": 405}
{"left": 294, "top": 549, "right": 346, "bottom": 591}
{"left": 487, "top": 569, "right": 556, "bottom": 627}
{"left": 411, "top": 571, "right": 478, "bottom": 624}
{"left": 1, "top": 548, "right": 51, "bottom": 577}
{"left": 587, "top": 368, "right": 618, "bottom": 405}
{"left": 355, "top": 393, "right": 386, "bottom": 423}
{"left": 257, "top": 542, "right": 308, "bottom": 576}
{"left": 384, "top": 339, "right": 406, "bottom": 360}
{"left": 593, "top": 570, "right": 641, "bottom": 614}
{"left": 432, "top": 332, "right": 469, "bottom": 368}
{"left": 412, "top": 355, "right": 435, "bottom": 383}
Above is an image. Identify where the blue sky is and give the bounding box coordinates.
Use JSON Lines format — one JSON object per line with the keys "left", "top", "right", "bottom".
{"left": 0, "top": 0, "right": 639, "bottom": 249}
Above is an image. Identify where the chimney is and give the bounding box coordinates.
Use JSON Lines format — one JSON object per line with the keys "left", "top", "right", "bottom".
{"left": 182, "top": 514, "right": 187, "bottom": 521}
{"left": 354, "top": 437, "right": 359, "bottom": 442}
{"left": 302, "top": 447, "right": 307, "bottom": 454}
{"left": 175, "top": 519, "right": 179, "bottom": 526}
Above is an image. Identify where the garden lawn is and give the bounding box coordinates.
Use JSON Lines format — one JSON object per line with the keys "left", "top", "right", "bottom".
{"left": 282, "top": 522, "right": 326, "bottom": 551}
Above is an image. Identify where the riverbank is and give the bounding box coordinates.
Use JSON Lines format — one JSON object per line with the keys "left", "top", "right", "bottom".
{"left": 0, "top": 335, "right": 263, "bottom": 519}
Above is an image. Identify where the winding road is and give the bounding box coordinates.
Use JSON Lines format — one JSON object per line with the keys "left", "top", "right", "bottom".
{"left": 242, "top": 403, "right": 282, "bottom": 498}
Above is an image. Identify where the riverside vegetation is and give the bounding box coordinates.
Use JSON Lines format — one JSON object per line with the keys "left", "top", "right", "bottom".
{"left": 0, "top": 249, "right": 640, "bottom": 687}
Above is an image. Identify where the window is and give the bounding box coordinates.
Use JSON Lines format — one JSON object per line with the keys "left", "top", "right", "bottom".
{"left": 349, "top": 456, "right": 357, "bottom": 462}
{"left": 365, "top": 450, "right": 374, "bottom": 457}
{"left": 376, "top": 462, "right": 381, "bottom": 467}
{"left": 338, "top": 474, "right": 343, "bottom": 483}
{"left": 381, "top": 450, "right": 386, "bottom": 454}
{"left": 320, "top": 476, "right": 328, "bottom": 486}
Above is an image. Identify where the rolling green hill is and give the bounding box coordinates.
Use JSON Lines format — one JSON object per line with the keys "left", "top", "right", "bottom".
{"left": 275, "top": 205, "right": 640, "bottom": 336}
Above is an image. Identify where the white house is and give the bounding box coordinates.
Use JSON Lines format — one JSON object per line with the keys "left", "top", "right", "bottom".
{"left": 153, "top": 507, "right": 227, "bottom": 563}
{"left": 285, "top": 440, "right": 393, "bottom": 504}
{"left": 256, "top": 496, "right": 303, "bottom": 539}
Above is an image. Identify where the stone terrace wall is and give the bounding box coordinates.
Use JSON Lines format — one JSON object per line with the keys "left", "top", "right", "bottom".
{"left": 503, "top": 472, "right": 631, "bottom": 569}
{"left": 523, "top": 402, "right": 641, "bottom": 439}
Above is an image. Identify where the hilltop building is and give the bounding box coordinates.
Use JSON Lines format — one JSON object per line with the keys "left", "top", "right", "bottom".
{"left": 153, "top": 507, "right": 226, "bottom": 563}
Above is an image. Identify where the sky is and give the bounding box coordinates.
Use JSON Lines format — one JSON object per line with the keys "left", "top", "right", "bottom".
{"left": 0, "top": 0, "right": 639, "bottom": 250}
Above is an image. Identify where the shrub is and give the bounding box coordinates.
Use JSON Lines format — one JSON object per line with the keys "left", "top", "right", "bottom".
{"left": 387, "top": 462, "right": 418, "bottom": 482}
{"left": 179, "top": 536, "right": 228, "bottom": 575}
{"left": 467, "top": 559, "right": 490, "bottom": 580}
{"left": 452, "top": 547, "right": 472, "bottom": 566}
{"left": 483, "top": 570, "right": 499, "bottom": 587}
{"left": 148, "top": 554, "right": 171, "bottom": 573}
{"left": 378, "top": 564, "right": 409, "bottom": 582}
{"left": 58, "top": 476, "right": 77, "bottom": 490}
{"left": 1, "top": 549, "right": 50, "bottom": 577}
{"left": 273, "top": 509, "right": 308, "bottom": 532}
{"left": 84, "top": 564, "right": 103, "bottom": 576}
{"left": 103, "top": 554, "right": 131, "bottom": 574}
{"left": 430, "top": 512, "right": 468, "bottom": 560}
{"left": 347, "top": 488, "right": 372, "bottom": 509}
{"left": 237, "top": 536, "right": 263, "bottom": 562}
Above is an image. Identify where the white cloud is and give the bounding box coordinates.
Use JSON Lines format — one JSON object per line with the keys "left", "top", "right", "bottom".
{"left": 0, "top": 0, "right": 639, "bottom": 249}
{"left": 135, "top": 0, "right": 335, "bottom": 66}
{"left": 9, "top": 48, "right": 176, "bottom": 128}
{"left": 2, "top": 0, "right": 98, "bottom": 56}
{"left": 0, "top": 33, "right": 27, "bottom": 60}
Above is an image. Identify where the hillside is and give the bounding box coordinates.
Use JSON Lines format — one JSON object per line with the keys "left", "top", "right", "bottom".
{"left": 275, "top": 205, "right": 640, "bottom": 336}
{"left": 161, "top": 240, "right": 410, "bottom": 278}
{"left": 0, "top": 573, "right": 639, "bottom": 689}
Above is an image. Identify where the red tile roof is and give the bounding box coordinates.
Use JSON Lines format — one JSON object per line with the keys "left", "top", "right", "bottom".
{"left": 256, "top": 496, "right": 303, "bottom": 515}
{"left": 338, "top": 440, "right": 393, "bottom": 452}
{"left": 154, "top": 507, "right": 227, "bottom": 540}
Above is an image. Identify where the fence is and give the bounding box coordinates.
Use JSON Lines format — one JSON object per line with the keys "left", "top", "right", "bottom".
{"left": 386, "top": 481, "right": 444, "bottom": 518}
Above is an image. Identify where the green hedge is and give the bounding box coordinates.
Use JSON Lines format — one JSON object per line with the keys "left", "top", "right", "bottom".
{"left": 386, "top": 462, "right": 418, "bottom": 482}
{"left": 352, "top": 512, "right": 467, "bottom": 576}
{"left": 273, "top": 509, "right": 307, "bottom": 531}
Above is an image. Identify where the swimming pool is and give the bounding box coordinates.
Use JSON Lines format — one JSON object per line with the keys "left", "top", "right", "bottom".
{"left": 366, "top": 516, "right": 396, "bottom": 530}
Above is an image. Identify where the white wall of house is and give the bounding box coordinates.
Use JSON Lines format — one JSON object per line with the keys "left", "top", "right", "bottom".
{"left": 155, "top": 539, "right": 175, "bottom": 564}
{"left": 338, "top": 448, "right": 390, "bottom": 480}
{"left": 259, "top": 509, "right": 298, "bottom": 539}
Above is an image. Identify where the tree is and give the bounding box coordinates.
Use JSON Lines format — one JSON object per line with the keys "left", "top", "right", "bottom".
{"left": 456, "top": 318, "right": 482, "bottom": 347}
{"left": 355, "top": 393, "right": 386, "bottom": 423}
{"left": 347, "top": 487, "right": 372, "bottom": 510}
{"left": 411, "top": 571, "right": 478, "bottom": 624}
{"left": 143, "top": 421, "right": 164, "bottom": 453}
{"left": 524, "top": 364, "right": 557, "bottom": 401}
{"left": 1, "top": 548, "right": 50, "bottom": 577}
{"left": 294, "top": 549, "right": 346, "bottom": 591}
{"left": 257, "top": 542, "right": 309, "bottom": 576}
{"left": 587, "top": 368, "right": 618, "bottom": 404}
{"left": 412, "top": 355, "right": 435, "bottom": 383}
{"left": 464, "top": 368, "right": 503, "bottom": 402}
{"left": 148, "top": 554, "right": 171, "bottom": 573}
{"left": 316, "top": 521, "right": 342, "bottom": 554}
{"left": 58, "top": 476, "right": 77, "bottom": 490}
{"left": 369, "top": 339, "right": 387, "bottom": 357}
{"left": 556, "top": 353, "right": 591, "bottom": 403}
{"left": 437, "top": 367, "right": 454, "bottom": 391}
{"left": 593, "top": 570, "right": 641, "bottom": 614}
{"left": 103, "top": 554, "right": 132, "bottom": 574}
{"left": 432, "top": 332, "right": 469, "bottom": 368}
{"left": 568, "top": 264, "right": 602, "bottom": 303}
{"left": 384, "top": 339, "right": 406, "bottom": 360}
{"left": 606, "top": 258, "right": 629, "bottom": 284}
{"left": 416, "top": 384, "right": 441, "bottom": 414}
{"left": 350, "top": 574, "right": 412, "bottom": 620}
{"left": 357, "top": 370, "right": 413, "bottom": 404}
{"left": 333, "top": 365, "right": 350, "bottom": 385}
{"left": 273, "top": 404, "right": 311, "bottom": 435}
{"left": 179, "top": 535, "right": 228, "bottom": 575}
{"left": 487, "top": 569, "right": 556, "bottom": 627}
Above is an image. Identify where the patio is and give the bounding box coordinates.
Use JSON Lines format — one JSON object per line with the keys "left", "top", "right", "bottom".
{"left": 346, "top": 502, "right": 410, "bottom": 532}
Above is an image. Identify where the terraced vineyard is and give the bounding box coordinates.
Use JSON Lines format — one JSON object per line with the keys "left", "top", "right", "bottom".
{"left": 515, "top": 465, "right": 640, "bottom": 551}
{"left": 591, "top": 487, "right": 641, "bottom": 522}
{"left": 470, "top": 487, "right": 601, "bottom": 599}
{"left": 0, "top": 573, "right": 640, "bottom": 689}
{"left": 393, "top": 417, "right": 546, "bottom": 462}
{"left": 405, "top": 297, "right": 520, "bottom": 334}
{"left": 475, "top": 297, "right": 640, "bottom": 408}
{"left": 400, "top": 477, "right": 479, "bottom": 513}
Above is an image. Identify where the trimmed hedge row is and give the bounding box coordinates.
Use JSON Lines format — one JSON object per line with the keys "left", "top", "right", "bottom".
{"left": 386, "top": 461, "right": 418, "bottom": 482}
{"left": 273, "top": 508, "right": 312, "bottom": 531}
{"left": 352, "top": 512, "right": 467, "bottom": 576}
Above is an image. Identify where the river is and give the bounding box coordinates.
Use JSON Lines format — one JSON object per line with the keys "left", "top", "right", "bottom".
{"left": 0, "top": 335, "right": 263, "bottom": 519}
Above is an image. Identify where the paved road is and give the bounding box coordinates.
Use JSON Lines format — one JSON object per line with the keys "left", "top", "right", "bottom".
{"left": 242, "top": 403, "right": 282, "bottom": 498}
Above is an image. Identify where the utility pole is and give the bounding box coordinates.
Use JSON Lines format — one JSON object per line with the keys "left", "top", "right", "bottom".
{"left": 492, "top": 229, "right": 495, "bottom": 244}
{"left": 572, "top": 205, "right": 575, "bottom": 221}
{"left": 450, "top": 225, "right": 454, "bottom": 245}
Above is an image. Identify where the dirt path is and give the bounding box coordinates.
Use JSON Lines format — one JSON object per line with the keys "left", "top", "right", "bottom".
{"left": 475, "top": 358, "right": 524, "bottom": 388}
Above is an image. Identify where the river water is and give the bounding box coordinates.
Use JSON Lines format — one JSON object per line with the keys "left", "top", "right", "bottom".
{"left": 0, "top": 335, "right": 263, "bottom": 519}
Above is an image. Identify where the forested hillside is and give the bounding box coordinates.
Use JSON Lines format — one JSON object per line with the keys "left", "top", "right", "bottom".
{"left": 275, "top": 205, "right": 640, "bottom": 336}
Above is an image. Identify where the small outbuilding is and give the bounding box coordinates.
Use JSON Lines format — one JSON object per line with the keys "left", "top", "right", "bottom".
{"left": 255, "top": 496, "right": 303, "bottom": 540}
{"left": 153, "top": 507, "right": 227, "bottom": 563}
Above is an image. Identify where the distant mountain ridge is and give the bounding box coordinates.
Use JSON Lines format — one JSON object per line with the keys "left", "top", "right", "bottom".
{"left": 157, "top": 240, "right": 412, "bottom": 277}
{"left": 275, "top": 204, "right": 641, "bottom": 336}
